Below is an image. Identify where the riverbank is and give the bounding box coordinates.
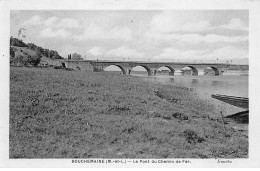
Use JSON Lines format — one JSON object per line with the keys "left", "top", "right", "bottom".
{"left": 10, "top": 67, "right": 248, "bottom": 158}
{"left": 137, "top": 74, "right": 248, "bottom": 115}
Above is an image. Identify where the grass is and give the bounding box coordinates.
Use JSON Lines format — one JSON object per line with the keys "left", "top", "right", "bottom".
{"left": 9, "top": 67, "right": 248, "bottom": 158}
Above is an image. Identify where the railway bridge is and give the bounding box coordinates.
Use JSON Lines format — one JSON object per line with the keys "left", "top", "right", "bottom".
{"left": 61, "top": 60, "right": 233, "bottom": 76}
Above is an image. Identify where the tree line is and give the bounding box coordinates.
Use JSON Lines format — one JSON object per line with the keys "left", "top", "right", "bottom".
{"left": 68, "top": 53, "right": 84, "bottom": 60}
{"left": 10, "top": 37, "right": 63, "bottom": 60}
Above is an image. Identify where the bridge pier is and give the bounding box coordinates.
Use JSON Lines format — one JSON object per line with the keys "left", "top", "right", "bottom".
{"left": 124, "top": 68, "right": 132, "bottom": 75}
{"left": 122, "top": 67, "right": 140, "bottom": 75}
{"left": 191, "top": 70, "right": 198, "bottom": 76}
{"left": 215, "top": 70, "right": 220, "bottom": 76}
{"left": 149, "top": 69, "right": 157, "bottom": 76}
{"left": 169, "top": 71, "right": 175, "bottom": 75}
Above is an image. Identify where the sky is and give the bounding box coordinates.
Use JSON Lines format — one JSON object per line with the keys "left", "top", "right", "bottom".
{"left": 10, "top": 10, "right": 248, "bottom": 64}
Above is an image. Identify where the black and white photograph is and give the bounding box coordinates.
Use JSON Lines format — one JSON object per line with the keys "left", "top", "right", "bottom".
{"left": 1, "top": 0, "right": 260, "bottom": 168}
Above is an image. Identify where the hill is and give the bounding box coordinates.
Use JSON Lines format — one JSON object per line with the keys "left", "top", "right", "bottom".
{"left": 10, "top": 37, "right": 63, "bottom": 67}
{"left": 11, "top": 46, "right": 37, "bottom": 57}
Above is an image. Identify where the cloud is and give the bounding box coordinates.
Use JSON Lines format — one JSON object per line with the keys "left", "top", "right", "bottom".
{"left": 44, "top": 16, "right": 59, "bottom": 27}
{"left": 155, "top": 48, "right": 207, "bottom": 61}
{"left": 23, "top": 15, "right": 81, "bottom": 29}
{"left": 207, "top": 46, "right": 248, "bottom": 59}
{"left": 145, "top": 31, "right": 248, "bottom": 44}
{"left": 40, "top": 27, "right": 71, "bottom": 38}
{"left": 182, "top": 20, "right": 211, "bottom": 32}
{"left": 146, "top": 12, "right": 248, "bottom": 45}
{"left": 75, "top": 24, "right": 133, "bottom": 41}
{"left": 109, "top": 27, "right": 133, "bottom": 41}
{"left": 22, "top": 15, "right": 81, "bottom": 39}
{"left": 150, "top": 12, "right": 248, "bottom": 34}
{"left": 171, "top": 34, "right": 248, "bottom": 43}
{"left": 219, "top": 18, "right": 248, "bottom": 31}
{"left": 87, "top": 47, "right": 105, "bottom": 56}
{"left": 106, "top": 46, "right": 144, "bottom": 58}
{"left": 17, "top": 11, "right": 248, "bottom": 64}
{"left": 155, "top": 46, "right": 248, "bottom": 62}
{"left": 22, "top": 15, "right": 43, "bottom": 26}
{"left": 150, "top": 11, "right": 211, "bottom": 34}
{"left": 57, "top": 18, "right": 81, "bottom": 29}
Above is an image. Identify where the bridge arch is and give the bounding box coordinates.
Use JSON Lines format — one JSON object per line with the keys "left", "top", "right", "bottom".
{"left": 156, "top": 66, "right": 175, "bottom": 75}
{"left": 103, "top": 64, "right": 127, "bottom": 75}
{"left": 130, "top": 65, "right": 152, "bottom": 76}
{"left": 183, "top": 66, "right": 199, "bottom": 76}
{"left": 205, "top": 66, "right": 220, "bottom": 76}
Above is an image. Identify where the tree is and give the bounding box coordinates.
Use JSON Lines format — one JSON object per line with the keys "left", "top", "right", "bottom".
{"left": 10, "top": 47, "right": 15, "bottom": 59}
{"left": 10, "top": 37, "right": 28, "bottom": 47}
{"left": 27, "top": 51, "right": 42, "bottom": 67}
{"left": 28, "top": 43, "right": 37, "bottom": 51}
{"left": 10, "top": 36, "right": 64, "bottom": 61}
{"left": 71, "top": 53, "right": 84, "bottom": 60}
{"left": 10, "top": 36, "right": 15, "bottom": 46}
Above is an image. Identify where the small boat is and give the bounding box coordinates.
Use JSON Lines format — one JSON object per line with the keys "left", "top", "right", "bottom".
{"left": 211, "top": 94, "right": 249, "bottom": 109}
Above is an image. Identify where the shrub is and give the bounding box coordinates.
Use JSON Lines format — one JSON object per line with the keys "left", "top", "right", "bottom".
{"left": 172, "top": 112, "right": 189, "bottom": 121}
{"left": 11, "top": 50, "right": 42, "bottom": 67}
{"left": 183, "top": 129, "right": 204, "bottom": 144}
{"left": 27, "top": 51, "right": 42, "bottom": 67}
{"left": 10, "top": 47, "right": 15, "bottom": 59}
{"left": 54, "top": 66, "right": 63, "bottom": 69}
{"left": 11, "top": 52, "right": 27, "bottom": 66}
{"left": 10, "top": 37, "right": 28, "bottom": 47}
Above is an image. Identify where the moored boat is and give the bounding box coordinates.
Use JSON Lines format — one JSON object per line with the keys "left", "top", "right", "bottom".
{"left": 211, "top": 94, "right": 249, "bottom": 109}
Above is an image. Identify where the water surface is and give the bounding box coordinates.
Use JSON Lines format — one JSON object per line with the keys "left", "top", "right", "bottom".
{"left": 132, "top": 72, "right": 248, "bottom": 115}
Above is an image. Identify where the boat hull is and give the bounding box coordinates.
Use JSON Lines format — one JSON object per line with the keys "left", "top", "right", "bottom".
{"left": 211, "top": 94, "right": 249, "bottom": 109}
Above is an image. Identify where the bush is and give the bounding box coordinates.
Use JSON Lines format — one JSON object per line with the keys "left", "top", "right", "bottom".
{"left": 11, "top": 52, "right": 26, "bottom": 66}
{"left": 11, "top": 50, "right": 42, "bottom": 67}
{"left": 10, "top": 37, "right": 28, "bottom": 47}
{"left": 183, "top": 129, "right": 204, "bottom": 144}
{"left": 27, "top": 51, "right": 42, "bottom": 67}
{"left": 10, "top": 36, "right": 63, "bottom": 60}
{"left": 54, "top": 66, "right": 63, "bottom": 69}
{"left": 10, "top": 47, "right": 15, "bottom": 63}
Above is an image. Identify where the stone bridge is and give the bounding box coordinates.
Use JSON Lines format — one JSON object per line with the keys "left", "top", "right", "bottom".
{"left": 61, "top": 60, "right": 235, "bottom": 76}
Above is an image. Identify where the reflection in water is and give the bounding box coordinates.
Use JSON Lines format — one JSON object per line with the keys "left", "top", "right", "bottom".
{"left": 143, "top": 75, "right": 248, "bottom": 98}
{"left": 211, "top": 80, "right": 220, "bottom": 87}
{"left": 135, "top": 74, "right": 248, "bottom": 116}
{"left": 191, "top": 79, "right": 198, "bottom": 86}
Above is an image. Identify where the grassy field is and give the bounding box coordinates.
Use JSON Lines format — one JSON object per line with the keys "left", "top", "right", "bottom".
{"left": 9, "top": 67, "right": 248, "bottom": 158}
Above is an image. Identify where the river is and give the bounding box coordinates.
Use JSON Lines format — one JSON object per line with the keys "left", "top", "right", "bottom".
{"left": 132, "top": 71, "right": 248, "bottom": 116}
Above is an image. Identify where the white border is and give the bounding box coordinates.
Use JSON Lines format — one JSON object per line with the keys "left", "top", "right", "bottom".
{"left": 1, "top": 0, "right": 260, "bottom": 168}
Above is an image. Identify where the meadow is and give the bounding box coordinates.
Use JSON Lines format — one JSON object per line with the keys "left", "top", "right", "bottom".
{"left": 9, "top": 67, "right": 248, "bottom": 158}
